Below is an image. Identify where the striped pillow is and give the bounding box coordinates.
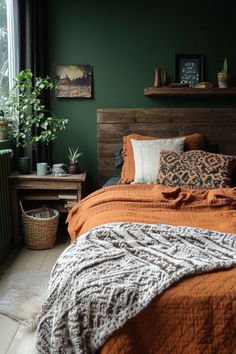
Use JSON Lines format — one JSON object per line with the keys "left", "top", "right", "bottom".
{"left": 131, "top": 137, "right": 185, "bottom": 184}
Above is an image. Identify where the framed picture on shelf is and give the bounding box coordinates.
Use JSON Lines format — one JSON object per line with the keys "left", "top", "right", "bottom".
{"left": 175, "top": 54, "right": 204, "bottom": 87}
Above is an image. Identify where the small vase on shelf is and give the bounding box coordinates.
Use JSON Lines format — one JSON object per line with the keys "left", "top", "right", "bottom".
{"left": 153, "top": 68, "right": 162, "bottom": 87}
{"left": 163, "top": 72, "right": 168, "bottom": 87}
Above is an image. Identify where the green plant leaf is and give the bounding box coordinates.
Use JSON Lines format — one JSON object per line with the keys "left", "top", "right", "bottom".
{"left": 68, "top": 146, "right": 83, "bottom": 163}
{"left": 223, "top": 58, "right": 228, "bottom": 74}
{"left": 6, "top": 69, "right": 68, "bottom": 147}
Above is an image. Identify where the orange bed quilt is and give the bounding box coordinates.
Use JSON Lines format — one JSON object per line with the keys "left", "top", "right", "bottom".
{"left": 66, "top": 184, "right": 236, "bottom": 354}
{"left": 68, "top": 184, "right": 236, "bottom": 239}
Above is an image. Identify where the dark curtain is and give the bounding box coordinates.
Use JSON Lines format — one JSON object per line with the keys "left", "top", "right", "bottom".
{"left": 18, "top": 0, "right": 52, "bottom": 169}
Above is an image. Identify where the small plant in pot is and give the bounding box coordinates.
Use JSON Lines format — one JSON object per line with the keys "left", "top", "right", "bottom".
{"left": 68, "top": 146, "right": 83, "bottom": 174}
{"left": 0, "top": 109, "right": 11, "bottom": 141}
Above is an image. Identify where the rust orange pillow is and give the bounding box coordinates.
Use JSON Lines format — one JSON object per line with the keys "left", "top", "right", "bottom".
{"left": 119, "top": 133, "right": 204, "bottom": 184}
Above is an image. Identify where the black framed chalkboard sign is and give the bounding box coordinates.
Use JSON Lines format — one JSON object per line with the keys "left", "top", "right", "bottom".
{"left": 175, "top": 54, "right": 204, "bottom": 86}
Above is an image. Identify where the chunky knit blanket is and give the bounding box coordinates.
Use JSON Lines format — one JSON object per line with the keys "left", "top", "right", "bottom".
{"left": 36, "top": 222, "right": 236, "bottom": 354}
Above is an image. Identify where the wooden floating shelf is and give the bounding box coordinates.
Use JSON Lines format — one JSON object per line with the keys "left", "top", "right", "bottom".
{"left": 144, "top": 87, "right": 236, "bottom": 97}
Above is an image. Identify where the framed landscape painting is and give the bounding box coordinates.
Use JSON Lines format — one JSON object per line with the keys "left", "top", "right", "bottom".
{"left": 55, "top": 64, "right": 93, "bottom": 98}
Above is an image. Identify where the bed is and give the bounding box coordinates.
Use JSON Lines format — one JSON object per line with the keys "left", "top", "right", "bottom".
{"left": 36, "top": 108, "right": 236, "bottom": 354}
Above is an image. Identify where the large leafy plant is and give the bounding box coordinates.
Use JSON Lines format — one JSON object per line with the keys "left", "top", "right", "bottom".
{"left": 5, "top": 69, "right": 68, "bottom": 148}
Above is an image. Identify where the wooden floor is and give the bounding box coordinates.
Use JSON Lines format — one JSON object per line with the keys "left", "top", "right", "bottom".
{"left": 0, "top": 237, "right": 69, "bottom": 354}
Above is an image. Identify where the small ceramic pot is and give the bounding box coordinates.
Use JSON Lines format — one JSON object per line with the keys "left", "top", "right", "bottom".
{"left": 217, "top": 72, "right": 228, "bottom": 88}
{"left": 0, "top": 120, "right": 9, "bottom": 140}
{"left": 18, "top": 156, "right": 30, "bottom": 174}
{"left": 68, "top": 163, "right": 81, "bottom": 174}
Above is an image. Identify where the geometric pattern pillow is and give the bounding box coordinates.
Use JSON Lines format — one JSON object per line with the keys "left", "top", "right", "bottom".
{"left": 156, "top": 150, "right": 236, "bottom": 189}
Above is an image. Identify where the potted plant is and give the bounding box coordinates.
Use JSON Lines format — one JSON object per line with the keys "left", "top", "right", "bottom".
{"left": 6, "top": 69, "right": 68, "bottom": 147}
{"left": 0, "top": 109, "right": 10, "bottom": 140}
{"left": 4, "top": 69, "right": 68, "bottom": 172}
{"left": 68, "top": 146, "right": 83, "bottom": 174}
{"left": 217, "top": 58, "right": 229, "bottom": 88}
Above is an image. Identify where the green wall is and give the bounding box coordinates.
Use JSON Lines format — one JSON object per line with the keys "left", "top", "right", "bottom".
{"left": 46, "top": 0, "right": 236, "bottom": 189}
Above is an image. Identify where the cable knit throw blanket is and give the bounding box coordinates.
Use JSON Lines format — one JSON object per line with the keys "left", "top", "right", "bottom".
{"left": 36, "top": 222, "right": 236, "bottom": 354}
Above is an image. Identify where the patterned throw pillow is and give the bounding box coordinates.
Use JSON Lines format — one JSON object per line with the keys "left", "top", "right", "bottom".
{"left": 156, "top": 150, "right": 236, "bottom": 189}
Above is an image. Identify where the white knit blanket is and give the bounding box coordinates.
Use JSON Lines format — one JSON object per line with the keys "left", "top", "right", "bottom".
{"left": 36, "top": 222, "right": 236, "bottom": 354}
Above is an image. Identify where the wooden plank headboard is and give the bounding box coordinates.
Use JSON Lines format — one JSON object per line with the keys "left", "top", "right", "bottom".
{"left": 97, "top": 108, "right": 236, "bottom": 185}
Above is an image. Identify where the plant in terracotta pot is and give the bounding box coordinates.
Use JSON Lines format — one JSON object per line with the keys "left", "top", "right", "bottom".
{"left": 217, "top": 58, "right": 229, "bottom": 88}
{"left": 68, "top": 146, "right": 83, "bottom": 174}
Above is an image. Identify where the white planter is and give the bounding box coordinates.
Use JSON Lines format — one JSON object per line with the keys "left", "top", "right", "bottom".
{"left": 217, "top": 72, "right": 229, "bottom": 88}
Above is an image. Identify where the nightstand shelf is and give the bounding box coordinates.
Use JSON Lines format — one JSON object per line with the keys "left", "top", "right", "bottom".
{"left": 8, "top": 172, "right": 87, "bottom": 247}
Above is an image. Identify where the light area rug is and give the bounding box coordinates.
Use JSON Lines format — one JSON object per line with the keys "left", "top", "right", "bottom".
{"left": 0, "top": 271, "right": 50, "bottom": 331}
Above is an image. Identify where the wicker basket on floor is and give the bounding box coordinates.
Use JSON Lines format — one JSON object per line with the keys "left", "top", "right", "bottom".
{"left": 20, "top": 202, "right": 59, "bottom": 250}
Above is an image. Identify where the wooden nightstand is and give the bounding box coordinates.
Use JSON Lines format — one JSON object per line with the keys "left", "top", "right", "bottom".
{"left": 8, "top": 172, "right": 87, "bottom": 247}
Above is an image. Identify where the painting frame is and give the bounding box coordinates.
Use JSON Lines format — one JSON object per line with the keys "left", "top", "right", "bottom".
{"left": 175, "top": 54, "right": 204, "bottom": 87}
{"left": 55, "top": 64, "right": 93, "bottom": 98}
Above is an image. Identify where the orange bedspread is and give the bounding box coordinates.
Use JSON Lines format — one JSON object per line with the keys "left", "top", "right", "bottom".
{"left": 67, "top": 185, "right": 236, "bottom": 354}
{"left": 67, "top": 184, "right": 236, "bottom": 240}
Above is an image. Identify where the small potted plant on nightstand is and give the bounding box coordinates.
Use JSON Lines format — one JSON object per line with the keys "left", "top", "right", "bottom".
{"left": 68, "top": 146, "right": 83, "bottom": 174}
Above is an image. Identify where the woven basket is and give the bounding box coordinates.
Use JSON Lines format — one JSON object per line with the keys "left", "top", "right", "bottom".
{"left": 20, "top": 202, "right": 59, "bottom": 250}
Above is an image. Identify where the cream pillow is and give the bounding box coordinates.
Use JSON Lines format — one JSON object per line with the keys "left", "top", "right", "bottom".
{"left": 131, "top": 137, "right": 185, "bottom": 184}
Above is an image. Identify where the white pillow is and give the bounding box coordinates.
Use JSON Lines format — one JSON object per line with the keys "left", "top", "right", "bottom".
{"left": 131, "top": 137, "right": 185, "bottom": 184}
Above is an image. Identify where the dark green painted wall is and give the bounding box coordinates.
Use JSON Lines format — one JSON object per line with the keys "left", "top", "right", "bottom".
{"left": 46, "top": 0, "right": 236, "bottom": 189}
